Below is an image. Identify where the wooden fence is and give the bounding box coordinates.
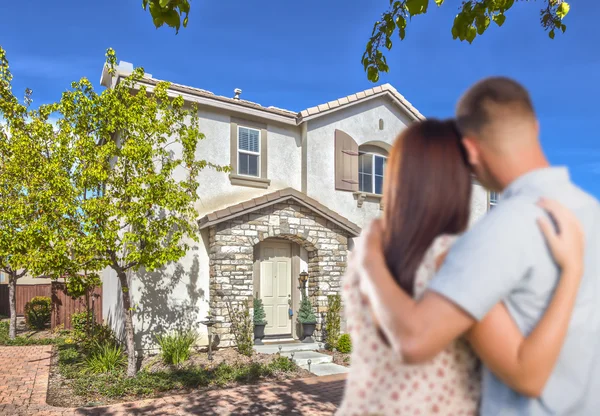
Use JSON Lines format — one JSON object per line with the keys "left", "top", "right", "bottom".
{"left": 0, "top": 282, "right": 102, "bottom": 329}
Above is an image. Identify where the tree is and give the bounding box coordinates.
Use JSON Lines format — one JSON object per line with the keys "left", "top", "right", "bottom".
{"left": 0, "top": 48, "right": 77, "bottom": 339}
{"left": 142, "top": 0, "right": 190, "bottom": 33}
{"left": 54, "top": 48, "right": 226, "bottom": 376}
{"left": 141, "top": 0, "right": 571, "bottom": 82}
{"left": 362, "top": 0, "right": 571, "bottom": 82}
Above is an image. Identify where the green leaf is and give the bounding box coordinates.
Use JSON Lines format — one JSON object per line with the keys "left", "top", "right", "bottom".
{"left": 367, "top": 66, "right": 379, "bottom": 83}
{"left": 451, "top": 24, "right": 458, "bottom": 39}
{"left": 549, "top": 29, "right": 555, "bottom": 39}
{"left": 434, "top": 0, "right": 444, "bottom": 5}
{"left": 183, "top": 16, "right": 189, "bottom": 27}
{"left": 493, "top": 14, "right": 506, "bottom": 27}
{"left": 556, "top": 2, "right": 570, "bottom": 19}
{"left": 466, "top": 25, "right": 477, "bottom": 43}
{"left": 399, "top": 27, "right": 406, "bottom": 40}
{"left": 396, "top": 15, "right": 407, "bottom": 29}
{"left": 163, "top": 10, "right": 181, "bottom": 31}
{"left": 159, "top": 0, "right": 170, "bottom": 7}
{"left": 385, "top": 37, "right": 393, "bottom": 50}
{"left": 405, "top": 0, "right": 429, "bottom": 16}
{"left": 142, "top": 0, "right": 149, "bottom": 10}
{"left": 561, "top": 23, "right": 566, "bottom": 33}
{"left": 475, "top": 15, "right": 490, "bottom": 35}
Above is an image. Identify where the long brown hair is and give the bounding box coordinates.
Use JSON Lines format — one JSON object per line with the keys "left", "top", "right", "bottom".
{"left": 382, "top": 119, "right": 471, "bottom": 296}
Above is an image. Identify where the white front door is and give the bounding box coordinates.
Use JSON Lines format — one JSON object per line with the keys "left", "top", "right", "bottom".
{"left": 260, "top": 241, "right": 292, "bottom": 336}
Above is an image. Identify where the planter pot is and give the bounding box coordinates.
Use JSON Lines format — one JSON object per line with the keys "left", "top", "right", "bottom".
{"left": 301, "top": 322, "right": 317, "bottom": 344}
{"left": 254, "top": 324, "right": 266, "bottom": 345}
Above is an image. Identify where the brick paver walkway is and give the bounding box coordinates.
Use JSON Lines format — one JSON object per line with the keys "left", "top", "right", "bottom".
{"left": 0, "top": 346, "right": 346, "bottom": 415}
{"left": 0, "top": 346, "right": 52, "bottom": 409}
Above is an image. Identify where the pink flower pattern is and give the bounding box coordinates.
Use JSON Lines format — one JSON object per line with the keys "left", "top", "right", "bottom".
{"left": 337, "top": 235, "right": 481, "bottom": 415}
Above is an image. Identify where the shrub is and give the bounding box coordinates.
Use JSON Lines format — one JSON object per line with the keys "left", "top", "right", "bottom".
{"left": 85, "top": 342, "right": 126, "bottom": 374}
{"left": 337, "top": 333, "right": 352, "bottom": 353}
{"left": 268, "top": 356, "right": 297, "bottom": 373}
{"left": 156, "top": 330, "right": 197, "bottom": 366}
{"left": 253, "top": 298, "right": 267, "bottom": 325}
{"left": 24, "top": 296, "right": 51, "bottom": 330}
{"left": 226, "top": 301, "right": 253, "bottom": 357}
{"left": 298, "top": 297, "right": 317, "bottom": 324}
{"left": 325, "top": 294, "right": 341, "bottom": 350}
{"left": 71, "top": 311, "right": 116, "bottom": 350}
{"left": 71, "top": 311, "right": 92, "bottom": 339}
{"left": 59, "top": 346, "right": 81, "bottom": 365}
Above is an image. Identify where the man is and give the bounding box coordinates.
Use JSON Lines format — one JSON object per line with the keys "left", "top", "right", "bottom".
{"left": 354, "top": 77, "right": 600, "bottom": 415}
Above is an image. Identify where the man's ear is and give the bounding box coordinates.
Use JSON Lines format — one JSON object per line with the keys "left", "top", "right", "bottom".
{"left": 461, "top": 137, "right": 479, "bottom": 166}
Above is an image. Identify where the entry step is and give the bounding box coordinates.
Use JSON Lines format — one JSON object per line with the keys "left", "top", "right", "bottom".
{"left": 301, "top": 362, "right": 349, "bottom": 377}
{"left": 282, "top": 351, "right": 332, "bottom": 366}
{"left": 254, "top": 342, "right": 321, "bottom": 354}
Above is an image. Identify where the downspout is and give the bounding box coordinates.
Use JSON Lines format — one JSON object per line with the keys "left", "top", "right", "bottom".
{"left": 301, "top": 121, "right": 308, "bottom": 194}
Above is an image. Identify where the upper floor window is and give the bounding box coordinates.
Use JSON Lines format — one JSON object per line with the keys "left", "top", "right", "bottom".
{"left": 0, "top": 271, "right": 6, "bottom": 283}
{"left": 489, "top": 191, "right": 499, "bottom": 208}
{"left": 359, "top": 153, "right": 386, "bottom": 195}
{"left": 229, "top": 118, "right": 270, "bottom": 189}
{"left": 238, "top": 126, "right": 260, "bottom": 177}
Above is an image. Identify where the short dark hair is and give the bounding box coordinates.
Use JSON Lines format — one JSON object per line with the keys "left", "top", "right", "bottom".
{"left": 456, "top": 77, "right": 535, "bottom": 137}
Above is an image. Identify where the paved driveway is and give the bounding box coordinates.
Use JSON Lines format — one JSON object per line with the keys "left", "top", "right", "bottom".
{"left": 0, "top": 346, "right": 346, "bottom": 415}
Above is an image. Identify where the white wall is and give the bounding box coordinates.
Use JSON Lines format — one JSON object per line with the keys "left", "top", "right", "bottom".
{"left": 192, "top": 108, "right": 302, "bottom": 218}
{"left": 305, "top": 98, "right": 412, "bottom": 229}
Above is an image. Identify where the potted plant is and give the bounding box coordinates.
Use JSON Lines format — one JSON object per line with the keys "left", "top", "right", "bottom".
{"left": 298, "top": 296, "right": 317, "bottom": 343}
{"left": 253, "top": 298, "right": 268, "bottom": 345}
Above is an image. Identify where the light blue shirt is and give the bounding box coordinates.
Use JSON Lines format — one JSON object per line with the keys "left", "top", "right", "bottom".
{"left": 429, "top": 167, "right": 600, "bottom": 415}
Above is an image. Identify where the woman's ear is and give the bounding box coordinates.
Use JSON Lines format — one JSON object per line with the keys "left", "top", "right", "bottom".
{"left": 461, "top": 137, "right": 480, "bottom": 166}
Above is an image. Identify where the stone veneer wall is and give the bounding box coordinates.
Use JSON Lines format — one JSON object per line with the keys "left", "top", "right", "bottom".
{"left": 208, "top": 199, "right": 351, "bottom": 346}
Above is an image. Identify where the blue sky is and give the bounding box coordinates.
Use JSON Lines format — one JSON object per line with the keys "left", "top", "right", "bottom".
{"left": 1, "top": 0, "right": 599, "bottom": 197}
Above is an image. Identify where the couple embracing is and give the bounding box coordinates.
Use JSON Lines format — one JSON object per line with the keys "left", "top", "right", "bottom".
{"left": 338, "top": 77, "right": 600, "bottom": 415}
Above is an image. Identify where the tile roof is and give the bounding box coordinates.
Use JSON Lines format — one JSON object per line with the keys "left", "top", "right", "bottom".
{"left": 119, "top": 69, "right": 424, "bottom": 124}
{"left": 138, "top": 77, "right": 299, "bottom": 119}
{"left": 299, "top": 83, "right": 425, "bottom": 122}
{"left": 198, "top": 188, "right": 361, "bottom": 237}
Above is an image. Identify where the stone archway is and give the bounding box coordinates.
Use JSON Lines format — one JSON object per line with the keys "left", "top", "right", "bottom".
{"left": 205, "top": 196, "right": 354, "bottom": 346}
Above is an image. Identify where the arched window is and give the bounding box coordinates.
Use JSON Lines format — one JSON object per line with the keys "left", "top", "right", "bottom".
{"left": 358, "top": 144, "right": 388, "bottom": 195}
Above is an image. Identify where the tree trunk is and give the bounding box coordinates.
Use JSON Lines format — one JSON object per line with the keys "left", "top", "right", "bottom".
{"left": 116, "top": 268, "right": 137, "bottom": 377}
{"left": 8, "top": 274, "right": 17, "bottom": 340}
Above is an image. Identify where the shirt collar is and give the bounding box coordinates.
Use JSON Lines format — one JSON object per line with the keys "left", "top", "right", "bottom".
{"left": 502, "top": 166, "right": 570, "bottom": 200}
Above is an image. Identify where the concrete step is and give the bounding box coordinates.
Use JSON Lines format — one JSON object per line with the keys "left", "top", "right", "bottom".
{"left": 283, "top": 351, "right": 332, "bottom": 366}
{"left": 254, "top": 342, "right": 321, "bottom": 354}
{"left": 301, "top": 362, "right": 349, "bottom": 377}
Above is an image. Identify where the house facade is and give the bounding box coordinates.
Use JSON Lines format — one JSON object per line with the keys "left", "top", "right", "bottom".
{"left": 100, "top": 62, "right": 491, "bottom": 349}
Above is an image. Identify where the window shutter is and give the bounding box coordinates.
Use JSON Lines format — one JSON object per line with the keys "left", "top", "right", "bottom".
{"left": 334, "top": 129, "right": 359, "bottom": 191}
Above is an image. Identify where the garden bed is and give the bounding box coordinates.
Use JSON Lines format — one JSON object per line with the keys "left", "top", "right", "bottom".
{"left": 47, "top": 345, "right": 311, "bottom": 408}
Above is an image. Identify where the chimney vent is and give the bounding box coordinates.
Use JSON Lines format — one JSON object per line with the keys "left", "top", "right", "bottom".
{"left": 233, "top": 88, "right": 242, "bottom": 100}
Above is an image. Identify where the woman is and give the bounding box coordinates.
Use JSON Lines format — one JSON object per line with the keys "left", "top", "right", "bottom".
{"left": 337, "top": 119, "right": 584, "bottom": 415}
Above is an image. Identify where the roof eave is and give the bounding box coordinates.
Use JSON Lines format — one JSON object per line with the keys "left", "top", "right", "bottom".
{"left": 198, "top": 189, "right": 361, "bottom": 237}
{"left": 135, "top": 79, "right": 299, "bottom": 126}
{"left": 298, "top": 91, "right": 425, "bottom": 124}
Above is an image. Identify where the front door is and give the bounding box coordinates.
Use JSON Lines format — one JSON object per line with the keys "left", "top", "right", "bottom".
{"left": 260, "top": 241, "right": 292, "bottom": 336}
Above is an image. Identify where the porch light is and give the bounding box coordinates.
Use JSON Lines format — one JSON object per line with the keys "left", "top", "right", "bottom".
{"left": 299, "top": 271, "right": 309, "bottom": 287}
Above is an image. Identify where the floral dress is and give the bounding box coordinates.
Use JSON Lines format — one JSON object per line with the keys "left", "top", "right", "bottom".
{"left": 337, "top": 235, "right": 481, "bottom": 416}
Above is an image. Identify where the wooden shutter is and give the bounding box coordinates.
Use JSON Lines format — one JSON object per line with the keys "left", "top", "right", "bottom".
{"left": 334, "top": 129, "right": 359, "bottom": 191}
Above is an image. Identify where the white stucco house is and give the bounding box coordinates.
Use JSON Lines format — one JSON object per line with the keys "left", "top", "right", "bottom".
{"left": 99, "top": 61, "right": 491, "bottom": 350}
